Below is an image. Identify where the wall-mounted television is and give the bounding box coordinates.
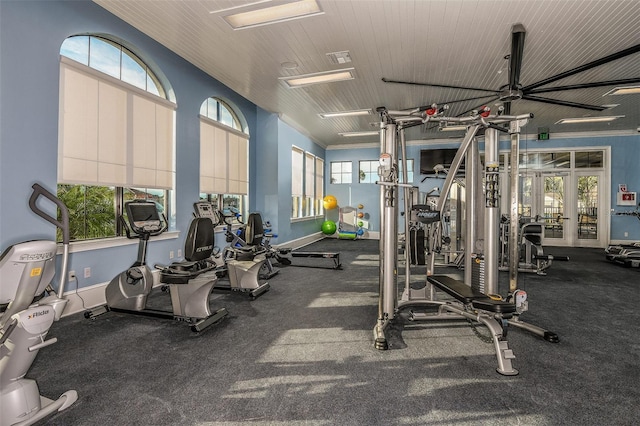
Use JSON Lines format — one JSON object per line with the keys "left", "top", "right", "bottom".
{"left": 419, "top": 148, "right": 463, "bottom": 175}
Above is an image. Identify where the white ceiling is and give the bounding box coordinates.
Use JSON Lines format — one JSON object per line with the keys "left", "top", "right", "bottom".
{"left": 94, "top": 0, "right": 640, "bottom": 147}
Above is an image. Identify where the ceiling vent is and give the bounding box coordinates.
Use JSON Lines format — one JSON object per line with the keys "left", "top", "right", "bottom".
{"left": 326, "top": 51, "right": 352, "bottom": 65}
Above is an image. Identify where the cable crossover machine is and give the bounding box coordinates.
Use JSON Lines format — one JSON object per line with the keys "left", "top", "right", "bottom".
{"left": 373, "top": 104, "right": 559, "bottom": 375}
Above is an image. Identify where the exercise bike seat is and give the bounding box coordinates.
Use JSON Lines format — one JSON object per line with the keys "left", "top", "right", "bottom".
{"left": 160, "top": 217, "right": 217, "bottom": 284}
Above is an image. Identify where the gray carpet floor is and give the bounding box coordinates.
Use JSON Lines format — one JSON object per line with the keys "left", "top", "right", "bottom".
{"left": 29, "top": 238, "right": 640, "bottom": 425}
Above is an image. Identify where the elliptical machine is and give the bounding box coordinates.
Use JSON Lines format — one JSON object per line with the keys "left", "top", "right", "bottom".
{"left": 0, "top": 183, "right": 78, "bottom": 425}
{"left": 87, "top": 200, "right": 228, "bottom": 331}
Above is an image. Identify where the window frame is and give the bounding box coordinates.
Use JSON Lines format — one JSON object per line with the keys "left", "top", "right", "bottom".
{"left": 58, "top": 34, "right": 176, "bottom": 244}
{"left": 330, "top": 161, "right": 353, "bottom": 184}
{"left": 199, "top": 97, "right": 250, "bottom": 223}
{"left": 292, "top": 146, "right": 324, "bottom": 221}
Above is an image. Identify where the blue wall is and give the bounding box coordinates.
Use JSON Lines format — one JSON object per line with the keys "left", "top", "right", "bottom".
{"left": 274, "top": 120, "right": 326, "bottom": 243}
{"left": 327, "top": 133, "right": 640, "bottom": 241}
{"left": 0, "top": 0, "right": 324, "bottom": 291}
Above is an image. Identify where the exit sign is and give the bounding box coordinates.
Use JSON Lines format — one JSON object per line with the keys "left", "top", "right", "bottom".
{"left": 537, "top": 127, "right": 549, "bottom": 140}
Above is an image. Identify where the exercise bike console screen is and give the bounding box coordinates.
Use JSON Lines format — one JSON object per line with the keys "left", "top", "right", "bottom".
{"left": 194, "top": 202, "right": 215, "bottom": 219}
{"left": 126, "top": 201, "right": 162, "bottom": 233}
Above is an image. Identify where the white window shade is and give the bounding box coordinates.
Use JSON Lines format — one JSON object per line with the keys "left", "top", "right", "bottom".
{"left": 305, "top": 153, "right": 315, "bottom": 198}
{"left": 58, "top": 60, "right": 175, "bottom": 189}
{"left": 228, "top": 132, "right": 249, "bottom": 195}
{"left": 315, "top": 157, "right": 324, "bottom": 200}
{"left": 200, "top": 117, "right": 248, "bottom": 195}
{"left": 292, "top": 147, "right": 304, "bottom": 197}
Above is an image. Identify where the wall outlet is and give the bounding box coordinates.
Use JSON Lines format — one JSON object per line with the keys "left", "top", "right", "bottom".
{"left": 177, "top": 249, "right": 182, "bottom": 257}
{"left": 624, "top": 231, "right": 629, "bottom": 237}
{"left": 69, "top": 270, "right": 76, "bottom": 281}
{"left": 84, "top": 267, "right": 91, "bottom": 278}
{"left": 169, "top": 251, "right": 174, "bottom": 259}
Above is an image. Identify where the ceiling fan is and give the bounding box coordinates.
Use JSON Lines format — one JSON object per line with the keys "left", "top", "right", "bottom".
{"left": 382, "top": 23, "right": 640, "bottom": 116}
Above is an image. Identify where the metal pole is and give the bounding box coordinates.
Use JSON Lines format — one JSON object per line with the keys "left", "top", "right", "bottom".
{"left": 377, "top": 120, "right": 389, "bottom": 323}
{"left": 509, "top": 124, "right": 521, "bottom": 292}
{"left": 399, "top": 126, "right": 411, "bottom": 295}
{"left": 382, "top": 123, "right": 398, "bottom": 318}
{"left": 464, "top": 138, "right": 479, "bottom": 285}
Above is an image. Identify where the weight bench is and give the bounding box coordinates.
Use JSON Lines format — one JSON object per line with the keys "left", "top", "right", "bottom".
{"left": 424, "top": 275, "right": 518, "bottom": 376}
{"left": 427, "top": 275, "right": 516, "bottom": 315}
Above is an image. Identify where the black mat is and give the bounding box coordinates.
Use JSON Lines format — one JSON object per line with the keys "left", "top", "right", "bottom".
{"left": 28, "top": 239, "right": 640, "bottom": 425}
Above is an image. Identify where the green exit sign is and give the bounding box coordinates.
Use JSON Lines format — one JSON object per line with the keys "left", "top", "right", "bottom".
{"left": 538, "top": 127, "right": 549, "bottom": 140}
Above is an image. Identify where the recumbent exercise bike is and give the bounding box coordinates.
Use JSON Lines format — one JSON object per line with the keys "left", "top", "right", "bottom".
{"left": 86, "top": 200, "right": 228, "bottom": 332}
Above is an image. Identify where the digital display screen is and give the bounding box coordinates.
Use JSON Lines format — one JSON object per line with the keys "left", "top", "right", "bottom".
{"left": 126, "top": 201, "right": 161, "bottom": 231}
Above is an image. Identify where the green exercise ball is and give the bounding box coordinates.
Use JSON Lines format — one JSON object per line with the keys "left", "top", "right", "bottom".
{"left": 321, "top": 220, "right": 337, "bottom": 235}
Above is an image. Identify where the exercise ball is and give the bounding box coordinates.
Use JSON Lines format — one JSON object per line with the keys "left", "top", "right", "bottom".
{"left": 357, "top": 212, "right": 364, "bottom": 218}
{"left": 323, "top": 195, "right": 338, "bottom": 210}
{"left": 321, "top": 220, "right": 337, "bottom": 235}
{"left": 357, "top": 204, "right": 364, "bottom": 209}
{"left": 357, "top": 221, "right": 364, "bottom": 227}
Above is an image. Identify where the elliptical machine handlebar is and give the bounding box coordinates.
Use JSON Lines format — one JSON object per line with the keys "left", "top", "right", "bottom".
{"left": 29, "top": 183, "right": 70, "bottom": 244}
{"left": 28, "top": 183, "right": 70, "bottom": 299}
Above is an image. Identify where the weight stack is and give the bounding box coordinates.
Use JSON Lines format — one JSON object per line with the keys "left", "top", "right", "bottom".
{"left": 471, "top": 254, "right": 485, "bottom": 294}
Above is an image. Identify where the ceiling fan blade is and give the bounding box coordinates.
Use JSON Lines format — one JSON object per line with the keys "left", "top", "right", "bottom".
{"left": 381, "top": 78, "right": 494, "bottom": 93}
{"left": 525, "top": 77, "right": 640, "bottom": 94}
{"left": 441, "top": 94, "right": 501, "bottom": 105}
{"left": 509, "top": 24, "right": 526, "bottom": 90}
{"left": 522, "top": 94, "right": 607, "bottom": 111}
{"left": 523, "top": 43, "right": 640, "bottom": 92}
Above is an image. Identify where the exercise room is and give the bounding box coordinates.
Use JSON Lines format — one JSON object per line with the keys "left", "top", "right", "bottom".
{"left": 1, "top": 1, "right": 639, "bottom": 425}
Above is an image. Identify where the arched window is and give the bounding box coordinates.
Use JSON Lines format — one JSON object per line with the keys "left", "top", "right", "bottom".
{"left": 200, "top": 97, "right": 245, "bottom": 132}
{"left": 58, "top": 34, "right": 176, "bottom": 241}
{"left": 60, "top": 35, "right": 168, "bottom": 99}
{"left": 199, "top": 97, "right": 249, "bottom": 221}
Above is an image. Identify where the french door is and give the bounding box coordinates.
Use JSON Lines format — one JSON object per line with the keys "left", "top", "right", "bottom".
{"left": 575, "top": 172, "right": 605, "bottom": 247}
{"left": 519, "top": 170, "right": 605, "bottom": 247}
{"left": 519, "top": 172, "right": 570, "bottom": 246}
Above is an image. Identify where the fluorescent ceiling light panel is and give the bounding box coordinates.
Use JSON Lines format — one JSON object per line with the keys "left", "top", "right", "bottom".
{"left": 555, "top": 115, "right": 624, "bottom": 124}
{"left": 602, "top": 85, "right": 640, "bottom": 96}
{"left": 223, "top": 0, "right": 323, "bottom": 30}
{"left": 339, "top": 131, "right": 379, "bottom": 137}
{"left": 319, "top": 109, "right": 372, "bottom": 118}
{"left": 210, "top": 0, "right": 272, "bottom": 14}
{"left": 281, "top": 68, "right": 355, "bottom": 88}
